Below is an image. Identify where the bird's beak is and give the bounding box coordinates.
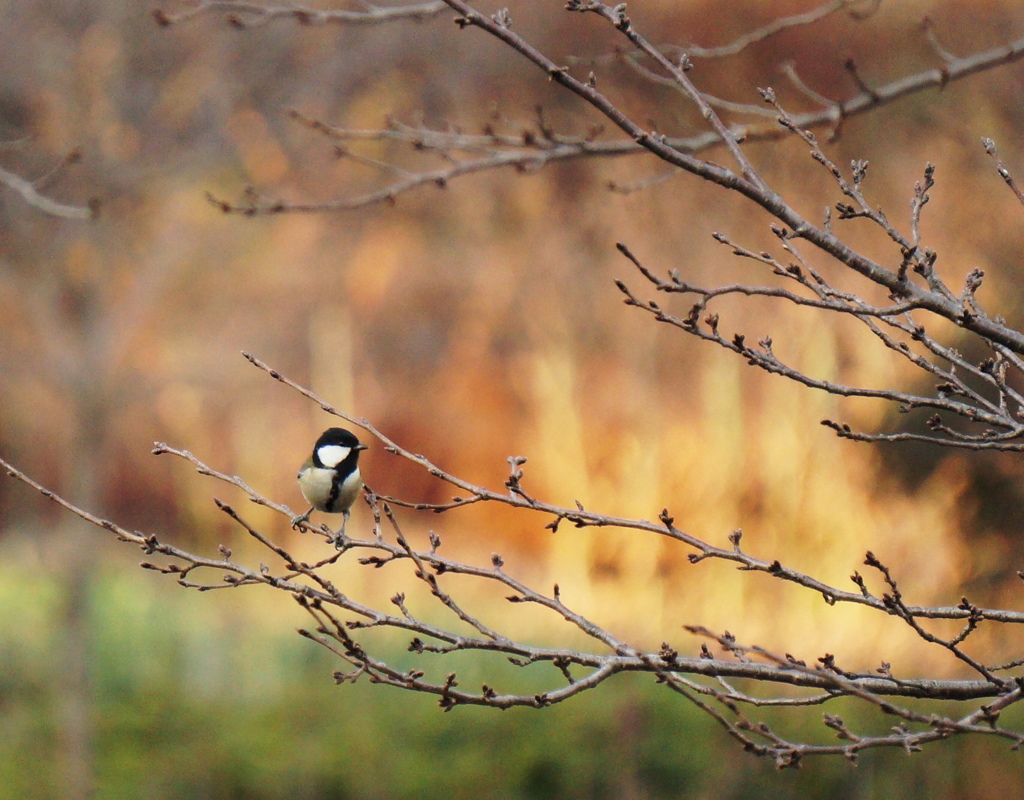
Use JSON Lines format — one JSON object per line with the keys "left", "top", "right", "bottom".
{"left": 356, "top": 443, "right": 369, "bottom": 451}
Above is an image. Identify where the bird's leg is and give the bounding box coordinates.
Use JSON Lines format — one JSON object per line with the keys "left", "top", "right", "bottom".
{"left": 329, "top": 509, "right": 352, "bottom": 546}
{"left": 291, "top": 507, "right": 314, "bottom": 529}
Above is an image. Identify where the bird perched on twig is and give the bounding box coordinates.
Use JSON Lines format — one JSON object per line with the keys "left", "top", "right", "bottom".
{"left": 292, "top": 427, "right": 368, "bottom": 540}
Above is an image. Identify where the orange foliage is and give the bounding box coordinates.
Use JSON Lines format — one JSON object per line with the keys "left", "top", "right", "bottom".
{"left": 3, "top": 0, "right": 1024, "bottom": 669}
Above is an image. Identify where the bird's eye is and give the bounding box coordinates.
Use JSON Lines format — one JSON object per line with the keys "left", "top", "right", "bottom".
{"left": 317, "top": 444, "right": 351, "bottom": 468}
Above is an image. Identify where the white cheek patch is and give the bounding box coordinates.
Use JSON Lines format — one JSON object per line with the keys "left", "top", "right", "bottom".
{"left": 317, "top": 444, "right": 351, "bottom": 468}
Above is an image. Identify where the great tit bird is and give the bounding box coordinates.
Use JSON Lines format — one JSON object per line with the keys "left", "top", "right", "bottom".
{"left": 292, "top": 427, "right": 368, "bottom": 539}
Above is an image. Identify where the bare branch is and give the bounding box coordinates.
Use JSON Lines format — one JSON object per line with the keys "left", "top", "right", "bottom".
{"left": 670, "top": 0, "right": 881, "bottom": 60}
{"left": 0, "top": 159, "right": 97, "bottom": 219}
{"left": 2, "top": 446, "right": 1019, "bottom": 709}
{"left": 153, "top": 0, "right": 447, "bottom": 29}
{"left": 240, "top": 351, "right": 1024, "bottom": 624}
{"left": 202, "top": 24, "right": 1024, "bottom": 215}
{"left": 983, "top": 137, "right": 1024, "bottom": 208}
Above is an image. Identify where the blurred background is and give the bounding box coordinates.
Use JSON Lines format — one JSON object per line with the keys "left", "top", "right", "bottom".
{"left": 3, "top": 0, "right": 1024, "bottom": 797}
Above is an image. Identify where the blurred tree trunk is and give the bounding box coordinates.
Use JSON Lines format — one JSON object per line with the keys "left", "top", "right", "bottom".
{"left": 53, "top": 278, "right": 112, "bottom": 800}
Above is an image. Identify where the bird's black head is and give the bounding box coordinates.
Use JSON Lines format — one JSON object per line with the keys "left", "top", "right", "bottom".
{"left": 312, "top": 427, "right": 368, "bottom": 469}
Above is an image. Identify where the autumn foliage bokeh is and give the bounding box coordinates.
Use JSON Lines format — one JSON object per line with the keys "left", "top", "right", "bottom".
{"left": 4, "top": 0, "right": 1024, "bottom": 713}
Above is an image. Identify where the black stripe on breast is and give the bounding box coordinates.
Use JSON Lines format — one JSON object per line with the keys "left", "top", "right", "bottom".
{"left": 325, "top": 470, "right": 344, "bottom": 512}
